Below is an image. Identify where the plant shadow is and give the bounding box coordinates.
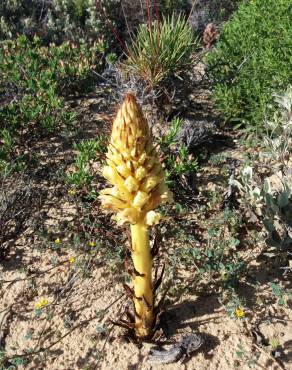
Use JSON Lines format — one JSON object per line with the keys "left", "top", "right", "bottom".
{"left": 159, "top": 295, "right": 222, "bottom": 338}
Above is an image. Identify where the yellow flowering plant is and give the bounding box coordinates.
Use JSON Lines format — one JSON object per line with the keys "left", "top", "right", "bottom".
{"left": 99, "top": 94, "right": 172, "bottom": 338}
{"left": 69, "top": 256, "right": 76, "bottom": 264}
{"left": 235, "top": 307, "right": 245, "bottom": 318}
{"left": 35, "top": 298, "right": 49, "bottom": 310}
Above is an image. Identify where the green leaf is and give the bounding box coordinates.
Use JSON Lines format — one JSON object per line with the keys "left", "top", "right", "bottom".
{"left": 277, "top": 192, "right": 289, "bottom": 208}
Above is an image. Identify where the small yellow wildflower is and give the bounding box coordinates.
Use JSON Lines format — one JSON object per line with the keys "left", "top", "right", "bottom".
{"left": 35, "top": 298, "right": 49, "bottom": 310}
{"left": 88, "top": 241, "right": 96, "bottom": 247}
{"left": 69, "top": 256, "right": 76, "bottom": 264}
{"left": 68, "top": 189, "right": 76, "bottom": 196}
{"left": 235, "top": 307, "right": 245, "bottom": 318}
{"left": 54, "top": 238, "right": 61, "bottom": 244}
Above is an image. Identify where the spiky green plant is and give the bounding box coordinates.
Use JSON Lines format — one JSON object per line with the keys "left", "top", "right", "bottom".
{"left": 125, "top": 13, "right": 198, "bottom": 88}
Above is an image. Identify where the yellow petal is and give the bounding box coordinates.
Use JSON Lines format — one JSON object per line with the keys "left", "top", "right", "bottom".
{"left": 99, "top": 194, "right": 127, "bottom": 210}
{"left": 132, "top": 191, "right": 150, "bottom": 209}
{"left": 117, "top": 164, "right": 130, "bottom": 178}
{"left": 124, "top": 176, "right": 139, "bottom": 192}
{"left": 114, "top": 208, "right": 141, "bottom": 224}
{"left": 141, "top": 176, "right": 160, "bottom": 193}
{"left": 100, "top": 94, "right": 173, "bottom": 222}
{"left": 135, "top": 166, "right": 147, "bottom": 181}
{"left": 145, "top": 211, "right": 161, "bottom": 226}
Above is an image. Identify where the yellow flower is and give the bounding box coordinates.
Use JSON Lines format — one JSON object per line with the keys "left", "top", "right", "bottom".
{"left": 54, "top": 238, "right": 61, "bottom": 244}
{"left": 88, "top": 241, "right": 96, "bottom": 247}
{"left": 235, "top": 307, "right": 245, "bottom": 318}
{"left": 35, "top": 298, "right": 49, "bottom": 309}
{"left": 68, "top": 189, "right": 76, "bottom": 196}
{"left": 99, "top": 93, "right": 173, "bottom": 226}
{"left": 145, "top": 211, "right": 161, "bottom": 226}
{"left": 69, "top": 256, "right": 76, "bottom": 264}
{"left": 99, "top": 94, "right": 173, "bottom": 337}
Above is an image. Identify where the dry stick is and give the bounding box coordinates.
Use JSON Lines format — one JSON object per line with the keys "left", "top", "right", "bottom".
{"left": 139, "top": 0, "right": 146, "bottom": 23}
{"left": 187, "top": 0, "right": 199, "bottom": 23}
{"left": 100, "top": 323, "right": 115, "bottom": 353}
{"left": 34, "top": 251, "right": 108, "bottom": 352}
{"left": 121, "top": 1, "right": 134, "bottom": 46}
{"left": 95, "top": 0, "right": 127, "bottom": 52}
{"left": 153, "top": 0, "right": 159, "bottom": 23}
{"left": 153, "top": 0, "right": 160, "bottom": 43}
{"left": 50, "top": 253, "right": 96, "bottom": 307}
{"left": 4, "top": 293, "right": 124, "bottom": 362}
{"left": 0, "top": 255, "right": 84, "bottom": 287}
{"left": 34, "top": 319, "right": 49, "bottom": 353}
{"left": 38, "top": 0, "right": 45, "bottom": 21}
{"left": 146, "top": 0, "right": 152, "bottom": 31}
{"left": 152, "top": 0, "right": 161, "bottom": 84}
{"left": 146, "top": 0, "right": 153, "bottom": 51}
{"left": 0, "top": 304, "right": 13, "bottom": 344}
{"left": 100, "top": 298, "right": 130, "bottom": 356}
{"left": 32, "top": 268, "right": 81, "bottom": 352}
{"left": 0, "top": 307, "right": 10, "bottom": 315}
{"left": 24, "top": 253, "right": 94, "bottom": 352}
{"left": 252, "top": 344, "right": 286, "bottom": 370}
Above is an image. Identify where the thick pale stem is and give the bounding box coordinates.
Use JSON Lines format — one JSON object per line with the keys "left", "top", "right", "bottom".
{"left": 130, "top": 222, "right": 153, "bottom": 337}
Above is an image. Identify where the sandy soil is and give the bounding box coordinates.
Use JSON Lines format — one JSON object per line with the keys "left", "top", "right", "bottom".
{"left": 1, "top": 240, "right": 292, "bottom": 370}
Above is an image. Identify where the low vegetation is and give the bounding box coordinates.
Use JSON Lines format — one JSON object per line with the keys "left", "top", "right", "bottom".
{"left": 206, "top": 0, "right": 292, "bottom": 130}
{"left": 0, "top": 1, "right": 291, "bottom": 369}
{"left": 0, "top": 0, "right": 120, "bottom": 47}
{"left": 0, "top": 35, "right": 101, "bottom": 175}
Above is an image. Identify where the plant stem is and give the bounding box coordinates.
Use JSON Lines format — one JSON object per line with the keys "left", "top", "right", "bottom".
{"left": 130, "top": 222, "right": 154, "bottom": 337}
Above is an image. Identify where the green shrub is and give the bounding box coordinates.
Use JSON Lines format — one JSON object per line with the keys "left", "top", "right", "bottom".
{"left": 206, "top": 0, "right": 292, "bottom": 130}
{"left": 0, "top": 0, "right": 120, "bottom": 48}
{"left": 263, "top": 176, "right": 292, "bottom": 252}
{"left": 0, "top": 34, "right": 100, "bottom": 128}
{"left": 263, "top": 86, "right": 292, "bottom": 166}
{"left": 125, "top": 13, "right": 198, "bottom": 88}
{"left": 0, "top": 35, "right": 101, "bottom": 174}
{"left": 171, "top": 209, "right": 244, "bottom": 287}
{"left": 66, "top": 137, "right": 107, "bottom": 188}
{"left": 159, "top": 118, "right": 198, "bottom": 187}
{"left": 2, "top": 34, "right": 101, "bottom": 92}
{"left": 262, "top": 87, "right": 292, "bottom": 251}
